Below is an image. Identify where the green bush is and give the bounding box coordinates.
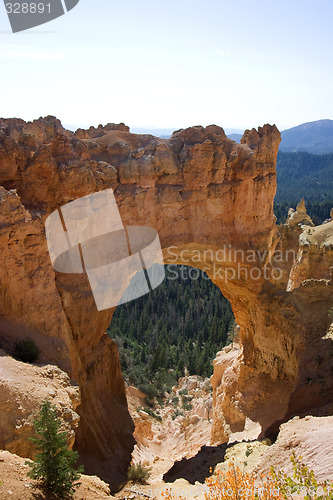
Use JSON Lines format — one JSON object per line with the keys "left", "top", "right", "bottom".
{"left": 13, "top": 338, "right": 40, "bottom": 363}
{"left": 271, "top": 452, "right": 333, "bottom": 499}
{"left": 138, "top": 383, "right": 158, "bottom": 407}
{"left": 26, "top": 399, "right": 83, "bottom": 498}
{"left": 127, "top": 462, "right": 152, "bottom": 484}
{"left": 182, "top": 402, "right": 193, "bottom": 411}
{"left": 245, "top": 445, "right": 253, "bottom": 457}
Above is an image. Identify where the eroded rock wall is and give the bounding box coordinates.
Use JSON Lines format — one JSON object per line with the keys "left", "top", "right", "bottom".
{"left": 0, "top": 116, "right": 332, "bottom": 487}
{"left": 211, "top": 209, "right": 333, "bottom": 445}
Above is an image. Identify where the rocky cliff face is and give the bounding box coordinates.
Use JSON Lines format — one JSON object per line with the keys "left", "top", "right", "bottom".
{"left": 0, "top": 116, "right": 332, "bottom": 488}
{"left": 211, "top": 207, "right": 333, "bottom": 445}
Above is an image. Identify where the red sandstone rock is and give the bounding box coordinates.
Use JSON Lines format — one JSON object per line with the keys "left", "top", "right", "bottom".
{"left": 0, "top": 116, "right": 332, "bottom": 489}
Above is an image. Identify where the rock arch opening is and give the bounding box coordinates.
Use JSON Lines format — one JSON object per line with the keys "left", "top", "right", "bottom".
{"left": 0, "top": 117, "right": 332, "bottom": 491}
{"left": 108, "top": 264, "right": 235, "bottom": 397}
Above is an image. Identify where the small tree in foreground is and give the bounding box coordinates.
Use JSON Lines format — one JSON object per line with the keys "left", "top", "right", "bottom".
{"left": 26, "top": 399, "right": 83, "bottom": 498}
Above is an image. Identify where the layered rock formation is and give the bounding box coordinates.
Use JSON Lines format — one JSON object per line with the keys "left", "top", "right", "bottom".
{"left": 254, "top": 415, "right": 333, "bottom": 482}
{"left": 211, "top": 205, "right": 333, "bottom": 445}
{"left": 0, "top": 116, "right": 332, "bottom": 488}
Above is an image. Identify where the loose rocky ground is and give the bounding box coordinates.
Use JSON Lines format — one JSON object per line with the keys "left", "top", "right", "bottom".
{"left": 122, "top": 376, "right": 333, "bottom": 500}
{"left": 1, "top": 410, "right": 333, "bottom": 500}
{"left": 126, "top": 376, "right": 213, "bottom": 482}
{"left": 1, "top": 369, "right": 332, "bottom": 500}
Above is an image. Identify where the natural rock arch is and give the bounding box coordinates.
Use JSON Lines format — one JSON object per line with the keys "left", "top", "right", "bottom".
{"left": 0, "top": 117, "right": 332, "bottom": 490}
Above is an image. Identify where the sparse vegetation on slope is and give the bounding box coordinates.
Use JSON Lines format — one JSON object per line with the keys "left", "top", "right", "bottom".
{"left": 271, "top": 452, "right": 333, "bottom": 499}
{"left": 162, "top": 453, "right": 333, "bottom": 500}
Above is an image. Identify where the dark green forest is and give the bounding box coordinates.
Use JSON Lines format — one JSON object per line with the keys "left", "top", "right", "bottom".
{"left": 107, "top": 266, "right": 235, "bottom": 400}
{"left": 108, "top": 151, "right": 333, "bottom": 399}
{"left": 274, "top": 151, "right": 333, "bottom": 224}
{"left": 276, "top": 151, "right": 333, "bottom": 201}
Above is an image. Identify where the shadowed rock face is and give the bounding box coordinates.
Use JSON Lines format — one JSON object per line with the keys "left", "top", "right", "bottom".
{"left": 163, "top": 443, "right": 231, "bottom": 484}
{"left": 0, "top": 116, "right": 332, "bottom": 489}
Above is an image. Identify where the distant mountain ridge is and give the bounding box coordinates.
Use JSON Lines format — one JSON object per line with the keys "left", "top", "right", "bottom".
{"left": 227, "top": 120, "right": 333, "bottom": 154}
{"left": 280, "top": 119, "right": 333, "bottom": 154}
{"left": 227, "top": 133, "right": 243, "bottom": 142}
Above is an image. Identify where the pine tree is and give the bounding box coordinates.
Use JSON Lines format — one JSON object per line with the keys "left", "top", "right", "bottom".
{"left": 26, "top": 399, "right": 83, "bottom": 498}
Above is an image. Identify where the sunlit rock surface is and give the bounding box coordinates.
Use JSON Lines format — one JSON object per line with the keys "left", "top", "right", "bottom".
{"left": 0, "top": 116, "right": 332, "bottom": 488}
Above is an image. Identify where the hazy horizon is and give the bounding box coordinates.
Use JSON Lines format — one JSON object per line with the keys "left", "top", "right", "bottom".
{"left": 54, "top": 120, "right": 333, "bottom": 136}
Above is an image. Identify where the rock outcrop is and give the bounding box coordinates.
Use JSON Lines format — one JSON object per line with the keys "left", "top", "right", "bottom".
{"left": 0, "top": 116, "right": 332, "bottom": 488}
{"left": 163, "top": 443, "right": 230, "bottom": 484}
{"left": 210, "top": 416, "right": 333, "bottom": 487}
{"left": 0, "top": 350, "right": 80, "bottom": 457}
{"left": 254, "top": 415, "right": 333, "bottom": 482}
{"left": 211, "top": 204, "right": 333, "bottom": 445}
{"left": 285, "top": 198, "right": 314, "bottom": 228}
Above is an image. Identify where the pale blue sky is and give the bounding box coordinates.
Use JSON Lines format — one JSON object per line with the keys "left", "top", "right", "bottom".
{"left": 0, "top": 0, "right": 332, "bottom": 132}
